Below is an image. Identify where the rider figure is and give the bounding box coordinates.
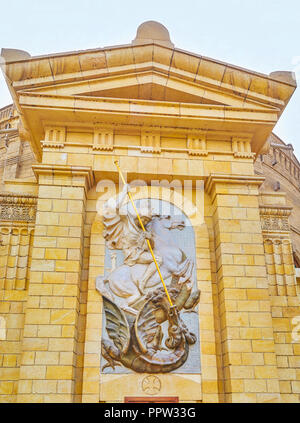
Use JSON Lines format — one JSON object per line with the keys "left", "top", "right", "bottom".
{"left": 103, "top": 183, "right": 162, "bottom": 294}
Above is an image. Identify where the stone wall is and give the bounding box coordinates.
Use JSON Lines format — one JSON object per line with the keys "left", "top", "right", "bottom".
{"left": 0, "top": 111, "right": 299, "bottom": 402}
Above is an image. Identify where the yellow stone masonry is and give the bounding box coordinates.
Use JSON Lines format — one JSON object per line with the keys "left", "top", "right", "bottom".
{"left": 0, "top": 21, "right": 299, "bottom": 403}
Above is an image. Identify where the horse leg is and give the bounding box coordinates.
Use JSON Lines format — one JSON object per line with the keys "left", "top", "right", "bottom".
{"left": 119, "top": 302, "right": 139, "bottom": 315}
{"left": 106, "top": 266, "right": 143, "bottom": 314}
{"left": 139, "top": 256, "right": 163, "bottom": 293}
{"left": 127, "top": 292, "right": 142, "bottom": 306}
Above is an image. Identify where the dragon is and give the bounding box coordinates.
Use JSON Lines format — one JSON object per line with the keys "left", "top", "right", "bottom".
{"left": 100, "top": 281, "right": 200, "bottom": 373}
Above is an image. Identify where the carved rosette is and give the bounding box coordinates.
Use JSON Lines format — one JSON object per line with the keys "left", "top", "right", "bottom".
{"left": 0, "top": 192, "right": 37, "bottom": 222}
{"left": 260, "top": 206, "right": 292, "bottom": 233}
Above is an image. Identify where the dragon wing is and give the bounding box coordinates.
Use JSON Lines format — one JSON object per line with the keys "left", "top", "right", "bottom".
{"left": 135, "top": 297, "right": 163, "bottom": 354}
{"left": 102, "top": 296, "right": 130, "bottom": 354}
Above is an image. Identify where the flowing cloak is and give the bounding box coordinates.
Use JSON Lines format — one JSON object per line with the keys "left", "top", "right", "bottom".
{"left": 102, "top": 204, "right": 149, "bottom": 266}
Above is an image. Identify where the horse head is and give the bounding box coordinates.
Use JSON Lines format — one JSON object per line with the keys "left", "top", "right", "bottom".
{"left": 170, "top": 216, "right": 186, "bottom": 231}
{"left": 149, "top": 214, "right": 185, "bottom": 232}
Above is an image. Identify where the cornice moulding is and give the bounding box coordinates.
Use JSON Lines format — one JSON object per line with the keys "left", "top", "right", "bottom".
{"left": 205, "top": 174, "right": 265, "bottom": 196}
{"left": 32, "top": 164, "right": 95, "bottom": 191}
{"left": 259, "top": 205, "right": 293, "bottom": 217}
{"left": 0, "top": 192, "right": 37, "bottom": 204}
{"left": 2, "top": 43, "right": 296, "bottom": 90}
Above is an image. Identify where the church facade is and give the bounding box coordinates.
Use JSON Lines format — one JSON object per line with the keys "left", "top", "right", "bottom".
{"left": 0, "top": 21, "right": 299, "bottom": 403}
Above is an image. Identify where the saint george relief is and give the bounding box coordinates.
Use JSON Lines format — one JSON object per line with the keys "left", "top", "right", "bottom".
{"left": 96, "top": 184, "right": 201, "bottom": 374}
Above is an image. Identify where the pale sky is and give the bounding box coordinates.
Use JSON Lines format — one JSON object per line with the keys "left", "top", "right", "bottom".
{"left": 0, "top": 0, "right": 299, "bottom": 159}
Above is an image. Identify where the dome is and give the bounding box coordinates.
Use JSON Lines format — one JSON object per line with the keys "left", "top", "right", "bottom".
{"left": 132, "top": 21, "right": 174, "bottom": 48}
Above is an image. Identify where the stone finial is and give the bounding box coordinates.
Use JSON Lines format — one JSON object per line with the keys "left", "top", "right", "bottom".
{"left": 1, "top": 48, "right": 31, "bottom": 63}
{"left": 132, "top": 21, "right": 174, "bottom": 48}
{"left": 269, "top": 71, "right": 297, "bottom": 87}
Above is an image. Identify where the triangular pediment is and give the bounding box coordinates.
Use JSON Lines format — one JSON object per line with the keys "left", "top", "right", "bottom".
{"left": 1, "top": 40, "right": 296, "bottom": 160}
{"left": 17, "top": 69, "right": 278, "bottom": 111}
{"left": 2, "top": 41, "right": 295, "bottom": 110}
{"left": 79, "top": 82, "right": 226, "bottom": 105}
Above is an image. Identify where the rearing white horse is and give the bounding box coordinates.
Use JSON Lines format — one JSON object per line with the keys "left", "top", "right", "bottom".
{"left": 96, "top": 215, "right": 194, "bottom": 315}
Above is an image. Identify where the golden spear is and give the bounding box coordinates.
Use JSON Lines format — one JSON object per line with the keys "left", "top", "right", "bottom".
{"left": 114, "top": 160, "right": 174, "bottom": 307}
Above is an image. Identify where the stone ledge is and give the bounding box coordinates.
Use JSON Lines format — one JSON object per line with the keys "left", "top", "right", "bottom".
{"left": 205, "top": 174, "right": 265, "bottom": 196}
{"left": 32, "top": 164, "right": 95, "bottom": 192}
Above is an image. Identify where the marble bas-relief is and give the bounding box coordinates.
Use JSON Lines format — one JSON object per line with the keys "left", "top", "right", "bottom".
{"left": 96, "top": 185, "right": 201, "bottom": 374}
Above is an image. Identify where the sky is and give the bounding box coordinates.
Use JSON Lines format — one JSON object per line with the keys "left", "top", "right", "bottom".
{"left": 0, "top": 0, "right": 299, "bottom": 159}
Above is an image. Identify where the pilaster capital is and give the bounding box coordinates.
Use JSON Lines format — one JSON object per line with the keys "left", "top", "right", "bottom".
{"left": 32, "top": 164, "right": 95, "bottom": 193}
{"left": 205, "top": 174, "right": 265, "bottom": 199}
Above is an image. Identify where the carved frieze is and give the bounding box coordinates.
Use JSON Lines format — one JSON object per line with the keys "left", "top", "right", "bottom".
{"left": 260, "top": 206, "right": 292, "bottom": 233}
{"left": 187, "top": 134, "right": 208, "bottom": 156}
{"left": 42, "top": 141, "right": 65, "bottom": 149}
{"left": 0, "top": 192, "right": 37, "bottom": 222}
{"left": 232, "top": 137, "right": 255, "bottom": 159}
{"left": 93, "top": 128, "right": 114, "bottom": 151}
{"left": 141, "top": 131, "right": 161, "bottom": 153}
{"left": 44, "top": 126, "right": 66, "bottom": 143}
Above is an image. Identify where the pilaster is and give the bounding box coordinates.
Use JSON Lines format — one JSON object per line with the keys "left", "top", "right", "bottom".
{"left": 17, "top": 164, "right": 94, "bottom": 403}
{"left": 259, "top": 195, "right": 300, "bottom": 402}
{"left": 206, "top": 174, "right": 281, "bottom": 403}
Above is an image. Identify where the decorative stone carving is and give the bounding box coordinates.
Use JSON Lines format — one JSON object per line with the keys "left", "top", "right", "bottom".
{"left": 93, "top": 128, "right": 114, "bottom": 151}
{"left": 42, "top": 141, "right": 65, "bottom": 149}
{"left": 232, "top": 137, "right": 255, "bottom": 159}
{"left": 187, "top": 134, "right": 208, "bottom": 156}
{"left": 141, "top": 131, "right": 161, "bottom": 153}
{"left": 0, "top": 225, "right": 34, "bottom": 290}
{"left": 96, "top": 186, "right": 200, "bottom": 374}
{"left": 44, "top": 126, "right": 66, "bottom": 143}
{"left": 142, "top": 375, "right": 161, "bottom": 395}
{"left": 42, "top": 126, "right": 66, "bottom": 149}
{"left": 263, "top": 237, "right": 296, "bottom": 297}
{"left": 260, "top": 206, "right": 292, "bottom": 232}
{"left": 0, "top": 192, "right": 37, "bottom": 222}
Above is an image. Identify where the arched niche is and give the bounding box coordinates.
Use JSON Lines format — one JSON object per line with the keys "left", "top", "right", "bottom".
{"left": 82, "top": 184, "right": 218, "bottom": 403}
